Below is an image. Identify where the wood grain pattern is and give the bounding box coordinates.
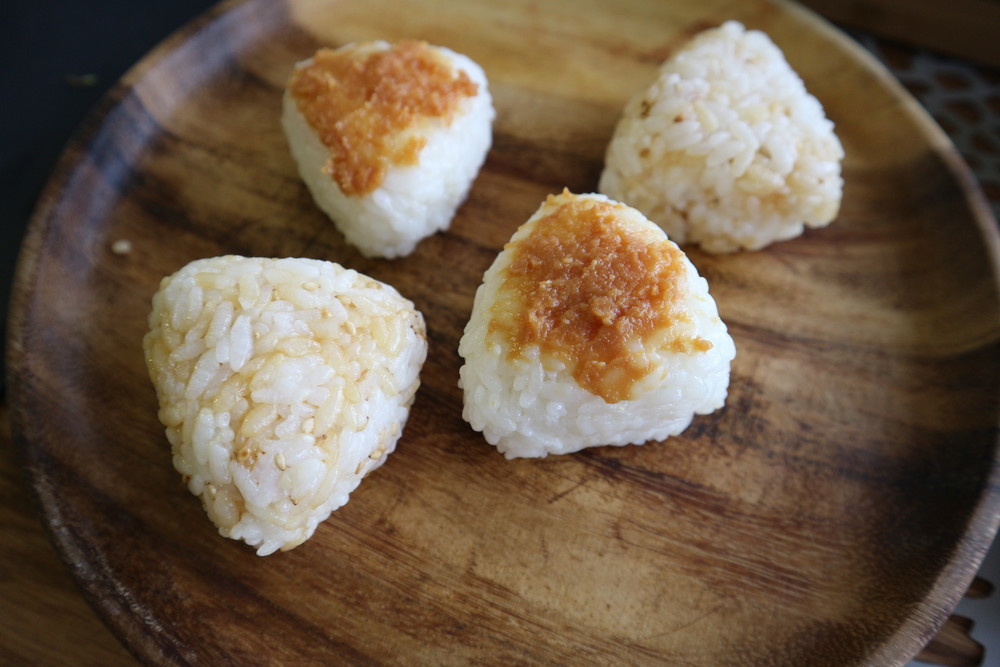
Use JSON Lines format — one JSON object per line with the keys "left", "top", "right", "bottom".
{"left": 7, "top": 0, "right": 1000, "bottom": 664}
{"left": 0, "top": 402, "right": 136, "bottom": 666}
{"left": 0, "top": 406, "right": 987, "bottom": 667}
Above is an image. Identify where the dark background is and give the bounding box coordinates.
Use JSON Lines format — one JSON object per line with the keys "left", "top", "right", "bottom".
{"left": 0, "top": 0, "right": 219, "bottom": 392}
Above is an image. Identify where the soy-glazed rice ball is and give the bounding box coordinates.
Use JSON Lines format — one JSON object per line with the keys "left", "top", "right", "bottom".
{"left": 459, "top": 191, "right": 735, "bottom": 459}
{"left": 143, "top": 256, "right": 427, "bottom": 555}
{"left": 282, "top": 40, "right": 494, "bottom": 258}
{"left": 599, "top": 21, "right": 844, "bottom": 253}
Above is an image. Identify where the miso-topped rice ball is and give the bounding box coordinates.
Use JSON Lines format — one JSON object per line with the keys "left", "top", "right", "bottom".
{"left": 282, "top": 40, "right": 494, "bottom": 258}
{"left": 459, "top": 191, "right": 735, "bottom": 459}
{"left": 143, "top": 256, "right": 427, "bottom": 555}
{"left": 599, "top": 21, "right": 844, "bottom": 253}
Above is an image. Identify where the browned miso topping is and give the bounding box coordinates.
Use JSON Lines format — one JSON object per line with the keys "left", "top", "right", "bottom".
{"left": 288, "top": 41, "right": 478, "bottom": 196}
{"left": 494, "top": 193, "right": 712, "bottom": 403}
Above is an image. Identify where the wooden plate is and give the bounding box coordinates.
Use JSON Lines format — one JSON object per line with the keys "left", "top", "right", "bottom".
{"left": 9, "top": 0, "right": 1000, "bottom": 663}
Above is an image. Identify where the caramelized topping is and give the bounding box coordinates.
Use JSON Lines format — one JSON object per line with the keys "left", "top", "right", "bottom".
{"left": 492, "top": 193, "right": 712, "bottom": 403}
{"left": 288, "top": 41, "right": 478, "bottom": 195}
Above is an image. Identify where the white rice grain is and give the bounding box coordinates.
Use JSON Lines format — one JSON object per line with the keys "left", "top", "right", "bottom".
{"left": 282, "top": 41, "right": 494, "bottom": 258}
{"left": 599, "top": 21, "right": 844, "bottom": 253}
{"left": 459, "top": 192, "right": 736, "bottom": 459}
{"left": 144, "top": 256, "right": 427, "bottom": 555}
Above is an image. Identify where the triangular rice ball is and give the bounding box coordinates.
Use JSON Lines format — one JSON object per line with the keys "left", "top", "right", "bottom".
{"left": 599, "top": 21, "right": 844, "bottom": 253}
{"left": 144, "top": 256, "right": 426, "bottom": 555}
{"left": 459, "top": 191, "right": 735, "bottom": 458}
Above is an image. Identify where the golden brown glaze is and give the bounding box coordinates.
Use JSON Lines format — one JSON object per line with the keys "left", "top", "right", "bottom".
{"left": 492, "top": 193, "right": 711, "bottom": 403}
{"left": 287, "top": 40, "right": 478, "bottom": 195}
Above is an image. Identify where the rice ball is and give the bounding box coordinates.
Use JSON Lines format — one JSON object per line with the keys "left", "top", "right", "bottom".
{"left": 599, "top": 21, "right": 844, "bottom": 253}
{"left": 459, "top": 191, "right": 735, "bottom": 459}
{"left": 282, "top": 40, "right": 494, "bottom": 258}
{"left": 143, "top": 256, "right": 427, "bottom": 555}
